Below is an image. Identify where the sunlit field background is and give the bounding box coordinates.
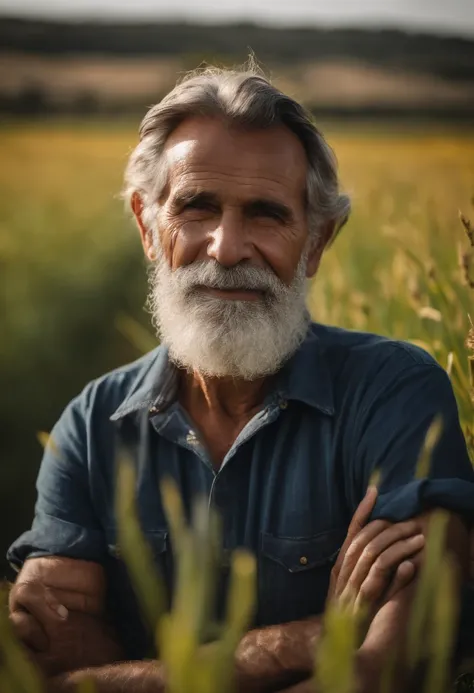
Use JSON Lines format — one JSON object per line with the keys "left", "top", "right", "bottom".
{"left": 1, "top": 111, "right": 474, "bottom": 693}
{"left": 2, "top": 123, "right": 474, "bottom": 578}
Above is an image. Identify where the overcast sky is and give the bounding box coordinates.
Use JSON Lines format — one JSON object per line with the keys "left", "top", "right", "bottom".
{"left": 0, "top": 0, "right": 473, "bottom": 37}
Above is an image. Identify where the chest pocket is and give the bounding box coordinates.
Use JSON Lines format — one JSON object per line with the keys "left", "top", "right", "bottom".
{"left": 256, "top": 528, "right": 346, "bottom": 626}
{"left": 105, "top": 529, "right": 170, "bottom": 659}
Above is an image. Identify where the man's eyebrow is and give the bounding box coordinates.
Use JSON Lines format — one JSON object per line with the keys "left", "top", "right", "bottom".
{"left": 171, "top": 190, "right": 220, "bottom": 207}
{"left": 244, "top": 199, "right": 294, "bottom": 222}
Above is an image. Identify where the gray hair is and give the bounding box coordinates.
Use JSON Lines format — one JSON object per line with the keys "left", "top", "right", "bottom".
{"left": 123, "top": 63, "right": 351, "bottom": 244}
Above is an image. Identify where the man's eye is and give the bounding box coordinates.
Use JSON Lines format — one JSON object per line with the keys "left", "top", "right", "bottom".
{"left": 183, "top": 201, "right": 215, "bottom": 212}
{"left": 253, "top": 210, "right": 284, "bottom": 223}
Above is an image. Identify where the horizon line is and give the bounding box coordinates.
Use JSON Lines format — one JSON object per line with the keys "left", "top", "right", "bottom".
{"left": 1, "top": 12, "right": 473, "bottom": 42}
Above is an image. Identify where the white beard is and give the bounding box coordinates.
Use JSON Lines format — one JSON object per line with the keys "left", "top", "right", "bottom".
{"left": 147, "top": 249, "right": 311, "bottom": 380}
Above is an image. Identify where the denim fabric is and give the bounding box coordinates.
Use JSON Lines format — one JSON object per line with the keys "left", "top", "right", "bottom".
{"left": 8, "top": 323, "right": 474, "bottom": 658}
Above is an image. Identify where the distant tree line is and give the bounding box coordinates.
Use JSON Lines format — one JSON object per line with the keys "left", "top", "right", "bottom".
{"left": 1, "top": 17, "right": 474, "bottom": 83}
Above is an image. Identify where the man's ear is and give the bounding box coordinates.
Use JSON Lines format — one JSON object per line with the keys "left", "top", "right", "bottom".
{"left": 131, "top": 192, "right": 156, "bottom": 261}
{"left": 305, "top": 219, "right": 336, "bottom": 278}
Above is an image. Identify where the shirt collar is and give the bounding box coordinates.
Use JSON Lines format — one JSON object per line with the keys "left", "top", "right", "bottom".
{"left": 110, "top": 345, "right": 178, "bottom": 421}
{"left": 274, "top": 327, "right": 334, "bottom": 415}
{"left": 110, "top": 325, "right": 334, "bottom": 422}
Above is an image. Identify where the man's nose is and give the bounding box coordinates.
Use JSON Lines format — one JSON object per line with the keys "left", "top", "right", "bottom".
{"left": 207, "top": 209, "right": 252, "bottom": 267}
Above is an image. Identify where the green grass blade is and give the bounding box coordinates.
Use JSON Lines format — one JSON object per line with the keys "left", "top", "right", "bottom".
{"left": 0, "top": 587, "right": 44, "bottom": 693}
{"left": 0, "top": 667, "right": 21, "bottom": 693}
{"left": 423, "top": 556, "right": 459, "bottom": 693}
{"left": 212, "top": 549, "right": 257, "bottom": 693}
{"left": 407, "top": 510, "right": 449, "bottom": 669}
{"left": 415, "top": 414, "right": 443, "bottom": 480}
{"left": 115, "top": 313, "right": 157, "bottom": 354}
{"left": 115, "top": 453, "right": 166, "bottom": 632}
{"left": 75, "top": 677, "right": 98, "bottom": 693}
{"left": 221, "top": 549, "right": 256, "bottom": 650}
{"left": 160, "top": 476, "right": 187, "bottom": 552}
{"left": 315, "top": 600, "right": 360, "bottom": 693}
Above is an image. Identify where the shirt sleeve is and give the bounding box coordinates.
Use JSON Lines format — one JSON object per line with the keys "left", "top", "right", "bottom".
{"left": 353, "top": 361, "right": 474, "bottom": 523}
{"left": 7, "top": 388, "right": 107, "bottom": 571}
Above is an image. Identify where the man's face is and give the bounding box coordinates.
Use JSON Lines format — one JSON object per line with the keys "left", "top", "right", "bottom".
{"left": 134, "top": 117, "right": 326, "bottom": 379}
{"left": 155, "top": 116, "right": 315, "bottom": 287}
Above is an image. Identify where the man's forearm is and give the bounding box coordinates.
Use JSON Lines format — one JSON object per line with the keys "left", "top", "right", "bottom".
{"left": 234, "top": 616, "right": 323, "bottom": 692}
{"left": 47, "top": 617, "right": 324, "bottom": 693}
{"left": 48, "top": 661, "right": 166, "bottom": 693}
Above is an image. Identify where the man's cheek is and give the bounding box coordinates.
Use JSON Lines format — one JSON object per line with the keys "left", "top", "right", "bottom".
{"left": 169, "top": 220, "right": 208, "bottom": 268}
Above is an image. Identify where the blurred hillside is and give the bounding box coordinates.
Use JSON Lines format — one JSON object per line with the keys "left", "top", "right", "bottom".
{"left": 0, "top": 17, "right": 474, "bottom": 118}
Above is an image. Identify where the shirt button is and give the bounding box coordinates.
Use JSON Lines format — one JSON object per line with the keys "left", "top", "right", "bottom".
{"left": 110, "top": 545, "right": 121, "bottom": 558}
{"left": 149, "top": 406, "right": 159, "bottom": 415}
{"left": 279, "top": 400, "right": 288, "bottom": 410}
{"left": 299, "top": 556, "right": 308, "bottom": 566}
{"left": 186, "top": 431, "right": 198, "bottom": 445}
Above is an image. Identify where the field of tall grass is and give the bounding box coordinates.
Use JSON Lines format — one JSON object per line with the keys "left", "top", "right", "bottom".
{"left": 1, "top": 122, "right": 474, "bottom": 691}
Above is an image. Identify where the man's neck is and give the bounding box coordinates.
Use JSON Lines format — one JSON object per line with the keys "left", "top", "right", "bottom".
{"left": 179, "top": 369, "right": 270, "bottom": 421}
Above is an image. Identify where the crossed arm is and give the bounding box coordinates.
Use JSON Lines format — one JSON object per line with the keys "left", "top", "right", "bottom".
{"left": 10, "top": 489, "right": 470, "bottom": 693}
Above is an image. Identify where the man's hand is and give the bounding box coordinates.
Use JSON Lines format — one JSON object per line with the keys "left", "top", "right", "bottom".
{"left": 9, "top": 556, "right": 124, "bottom": 676}
{"left": 9, "top": 579, "right": 69, "bottom": 654}
{"left": 328, "top": 487, "right": 425, "bottom": 616}
{"left": 332, "top": 519, "right": 425, "bottom": 612}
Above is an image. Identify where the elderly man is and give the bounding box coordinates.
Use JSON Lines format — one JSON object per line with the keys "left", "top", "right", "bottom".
{"left": 7, "top": 66, "right": 474, "bottom": 692}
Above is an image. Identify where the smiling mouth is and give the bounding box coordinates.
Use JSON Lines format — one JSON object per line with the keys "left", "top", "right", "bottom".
{"left": 197, "top": 286, "right": 264, "bottom": 301}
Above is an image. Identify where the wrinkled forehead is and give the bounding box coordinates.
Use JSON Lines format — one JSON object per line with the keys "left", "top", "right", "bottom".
{"left": 162, "top": 117, "right": 308, "bottom": 201}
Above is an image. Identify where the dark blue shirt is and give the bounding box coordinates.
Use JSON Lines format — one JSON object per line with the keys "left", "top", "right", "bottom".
{"left": 8, "top": 323, "right": 474, "bottom": 659}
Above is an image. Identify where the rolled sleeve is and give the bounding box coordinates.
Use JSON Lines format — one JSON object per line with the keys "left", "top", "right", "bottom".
{"left": 373, "top": 478, "right": 474, "bottom": 523}
{"left": 8, "top": 515, "right": 106, "bottom": 569}
{"left": 354, "top": 362, "right": 474, "bottom": 523}
{"left": 7, "top": 388, "right": 107, "bottom": 570}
